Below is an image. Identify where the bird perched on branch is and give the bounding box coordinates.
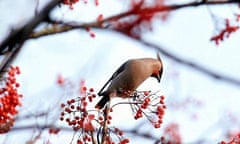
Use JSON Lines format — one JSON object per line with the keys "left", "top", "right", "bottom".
{"left": 95, "top": 53, "right": 163, "bottom": 109}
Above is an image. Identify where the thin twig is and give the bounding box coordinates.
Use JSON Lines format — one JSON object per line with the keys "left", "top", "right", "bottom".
{"left": 27, "top": 0, "right": 240, "bottom": 40}
{"left": 135, "top": 39, "right": 240, "bottom": 87}
{"left": 91, "top": 131, "right": 97, "bottom": 144}
{"left": 0, "top": 43, "right": 22, "bottom": 76}
{"left": 101, "top": 103, "right": 110, "bottom": 144}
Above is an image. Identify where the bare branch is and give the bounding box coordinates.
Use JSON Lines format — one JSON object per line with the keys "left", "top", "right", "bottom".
{"left": 30, "top": 27, "right": 240, "bottom": 87}
{"left": 101, "top": 103, "right": 111, "bottom": 144}
{"left": 101, "top": 0, "right": 239, "bottom": 23}
{"left": 123, "top": 128, "right": 160, "bottom": 141}
{"left": 10, "top": 124, "right": 160, "bottom": 142}
{"left": 1, "top": 0, "right": 239, "bottom": 83}
{"left": 135, "top": 39, "right": 240, "bottom": 87}
{"left": 0, "top": 0, "right": 62, "bottom": 76}
{"left": 25, "top": 0, "right": 240, "bottom": 40}
{"left": 0, "top": 44, "right": 22, "bottom": 77}
{"left": 0, "top": 0, "right": 62, "bottom": 53}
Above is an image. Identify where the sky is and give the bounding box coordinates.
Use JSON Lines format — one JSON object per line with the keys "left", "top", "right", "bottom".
{"left": 1, "top": 0, "right": 240, "bottom": 144}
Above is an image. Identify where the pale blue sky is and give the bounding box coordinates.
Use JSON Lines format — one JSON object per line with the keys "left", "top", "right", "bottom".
{"left": 1, "top": 0, "right": 240, "bottom": 143}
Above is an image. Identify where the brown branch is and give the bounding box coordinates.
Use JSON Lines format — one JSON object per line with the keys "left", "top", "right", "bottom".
{"left": 101, "top": 0, "right": 239, "bottom": 23}
{"left": 0, "top": 0, "right": 239, "bottom": 84}
{"left": 0, "top": 44, "right": 22, "bottom": 77}
{"left": 10, "top": 124, "right": 161, "bottom": 142}
{"left": 28, "top": 0, "right": 240, "bottom": 39}
{"left": 31, "top": 28, "right": 240, "bottom": 87}
{"left": 1, "top": 0, "right": 239, "bottom": 51}
{"left": 135, "top": 39, "right": 240, "bottom": 87}
{"left": 15, "top": 112, "right": 49, "bottom": 120}
{"left": 101, "top": 103, "right": 111, "bottom": 144}
{"left": 10, "top": 124, "right": 160, "bottom": 139}
{"left": 0, "top": 0, "right": 62, "bottom": 53}
{"left": 0, "top": 0, "right": 62, "bottom": 76}
{"left": 10, "top": 125, "right": 71, "bottom": 132}
{"left": 123, "top": 128, "right": 161, "bottom": 142}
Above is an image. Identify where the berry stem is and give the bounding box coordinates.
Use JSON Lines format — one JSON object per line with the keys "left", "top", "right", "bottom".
{"left": 101, "top": 102, "right": 110, "bottom": 144}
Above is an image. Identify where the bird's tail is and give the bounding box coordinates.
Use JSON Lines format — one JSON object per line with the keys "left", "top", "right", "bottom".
{"left": 95, "top": 93, "right": 110, "bottom": 109}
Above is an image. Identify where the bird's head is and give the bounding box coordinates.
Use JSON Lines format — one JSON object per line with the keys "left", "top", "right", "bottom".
{"left": 151, "top": 70, "right": 162, "bottom": 83}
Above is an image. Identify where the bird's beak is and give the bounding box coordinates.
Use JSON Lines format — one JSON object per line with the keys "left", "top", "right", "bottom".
{"left": 157, "top": 75, "right": 161, "bottom": 83}
{"left": 157, "top": 53, "right": 163, "bottom": 83}
{"left": 157, "top": 70, "right": 162, "bottom": 83}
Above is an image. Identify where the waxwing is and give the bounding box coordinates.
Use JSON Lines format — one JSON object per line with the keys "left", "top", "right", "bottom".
{"left": 95, "top": 54, "right": 163, "bottom": 109}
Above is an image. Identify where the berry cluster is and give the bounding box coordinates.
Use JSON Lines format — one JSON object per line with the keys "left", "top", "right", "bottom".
{"left": 112, "top": 0, "right": 169, "bottom": 38}
{"left": 60, "top": 86, "right": 97, "bottom": 143}
{"left": 49, "top": 127, "right": 61, "bottom": 134}
{"left": 105, "top": 133, "right": 130, "bottom": 144}
{"left": 129, "top": 91, "right": 166, "bottom": 129}
{"left": 60, "top": 87, "right": 96, "bottom": 131}
{"left": 59, "top": 84, "right": 129, "bottom": 144}
{"left": 220, "top": 132, "right": 240, "bottom": 144}
{"left": 62, "top": 0, "right": 100, "bottom": 9}
{"left": 62, "top": 0, "right": 79, "bottom": 9}
{"left": 57, "top": 74, "right": 65, "bottom": 86}
{"left": 211, "top": 18, "right": 239, "bottom": 45}
{"left": 98, "top": 109, "right": 130, "bottom": 144}
{"left": 0, "top": 66, "right": 22, "bottom": 134}
{"left": 160, "top": 123, "right": 182, "bottom": 144}
{"left": 86, "top": 27, "right": 96, "bottom": 38}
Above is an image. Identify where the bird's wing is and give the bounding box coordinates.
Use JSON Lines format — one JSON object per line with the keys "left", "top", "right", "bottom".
{"left": 98, "top": 60, "right": 129, "bottom": 96}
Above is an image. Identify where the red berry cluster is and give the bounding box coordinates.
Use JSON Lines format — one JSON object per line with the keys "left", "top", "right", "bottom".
{"left": 211, "top": 18, "right": 239, "bottom": 45}
{"left": 49, "top": 127, "right": 61, "bottom": 134}
{"left": 60, "top": 88, "right": 96, "bottom": 131}
{"left": 86, "top": 27, "right": 96, "bottom": 38}
{"left": 76, "top": 134, "right": 93, "bottom": 144}
{"left": 98, "top": 108, "right": 129, "bottom": 144}
{"left": 236, "top": 14, "right": 240, "bottom": 22}
{"left": 95, "top": 0, "right": 99, "bottom": 6}
{"left": 98, "top": 125, "right": 129, "bottom": 144}
{"left": 131, "top": 91, "right": 166, "bottom": 129}
{"left": 62, "top": 0, "right": 79, "bottom": 9}
{"left": 60, "top": 86, "right": 98, "bottom": 143}
{"left": 59, "top": 82, "right": 129, "bottom": 144}
{"left": 97, "top": 108, "right": 113, "bottom": 126}
{"left": 115, "top": 128, "right": 130, "bottom": 144}
{"left": 112, "top": 1, "right": 169, "bottom": 38}
{"left": 160, "top": 123, "right": 182, "bottom": 144}
{"left": 0, "top": 66, "right": 22, "bottom": 134}
{"left": 62, "top": 0, "right": 100, "bottom": 9}
{"left": 105, "top": 135, "right": 130, "bottom": 144}
{"left": 56, "top": 74, "right": 65, "bottom": 86}
{"left": 97, "top": 14, "right": 104, "bottom": 27}
{"left": 220, "top": 132, "right": 240, "bottom": 144}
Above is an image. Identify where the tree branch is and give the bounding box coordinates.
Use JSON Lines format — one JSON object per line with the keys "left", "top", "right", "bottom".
{"left": 0, "top": 0, "right": 62, "bottom": 53}
{"left": 0, "top": 0, "right": 239, "bottom": 85}
{"left": 135, "top": 39, "right": 240, "bottom": 87}
{"left": 0, "top": 44, "right": 22, "bottom": 77}
{"left": 10, "top": 124, "right": 160, "bottom": 140}
{"left": 1, "top": 0, "right": 239, "bottom": 51}
{"left": 30, "top": 27, "right": 240, "bottom": 87}
{"left": 101, "top": 0, "right": 239, "bottom": 23}
{"left": 25, "top": 0, "right": 240, "bottom": 39}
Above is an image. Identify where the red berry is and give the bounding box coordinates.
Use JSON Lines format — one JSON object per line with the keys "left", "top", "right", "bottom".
{"left": 144, "top": 91, "right": 150, "bottom": 96}
{"left": 89, "top": 88, "right": 94, "bottom": 92}
{"left": 154, "top": 123, "right": 161, "bottom": 128}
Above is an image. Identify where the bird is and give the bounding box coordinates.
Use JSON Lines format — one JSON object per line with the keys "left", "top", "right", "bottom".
{"left": 95, "top": 53, "right": 163, "bottom": 109}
